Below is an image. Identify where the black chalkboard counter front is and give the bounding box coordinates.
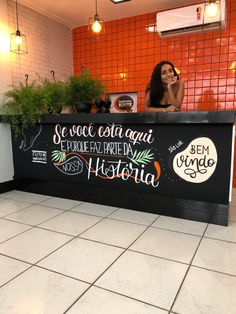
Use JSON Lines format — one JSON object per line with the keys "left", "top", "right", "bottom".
{"left": 9, "top": 111, "right": 236, "bottom": 226}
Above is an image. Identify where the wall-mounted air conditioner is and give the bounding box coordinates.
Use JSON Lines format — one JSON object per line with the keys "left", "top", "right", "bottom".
{"left": 156, "top": 0, "right": 226, "bottom": 38}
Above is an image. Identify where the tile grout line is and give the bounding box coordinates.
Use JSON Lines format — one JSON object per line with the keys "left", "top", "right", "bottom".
{"left": 0, "top": 203, "right": 37, "bottom": 218}
{"left": 1, "top": 193, "right": 236, "bottom": 312}
{"left": 63, "top": 213, "right": 160, "bottom": 313}
{"left": 168, "top": 221, "right": 210, "bottom": 313}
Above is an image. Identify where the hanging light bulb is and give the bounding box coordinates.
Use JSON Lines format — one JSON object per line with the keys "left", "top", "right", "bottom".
{"left": 10, "top": 0, "right": 28, "bottom": 54}
{"left": 89, "top": 0, "right": 104, "bottom": 35}
{"left": 205, "top": 0, "right": 220, "bottom": 18}
{"left": 92, "top": 15, "right": 102, "bottom": 33}
{"left": 14, "top": 30, "right": 23, "bottom": 45}
{"left": 174, "top": 67, "right": 181, "bottom": 75}
{"left": 230, "top": 61, "right": 236, "bottom": 71}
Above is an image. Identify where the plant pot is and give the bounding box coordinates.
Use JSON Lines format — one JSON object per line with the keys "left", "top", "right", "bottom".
{"left": 60, "top": 105, "right": 76, "bottom": 114}
{"left": 48, "top": 106, "right": 63, "bottom": 114}
{"left": 74, "top": 102, "right": 92, "bottom": 113}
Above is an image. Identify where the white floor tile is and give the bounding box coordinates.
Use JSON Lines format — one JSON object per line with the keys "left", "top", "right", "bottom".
{"left": 0, "top": 199, "right": 30, "bottom": 217}
{"left": 96, "top": 250, "right": 188, "bottom": 310}
{"left": 0, "top": 255, "right": 30, "bottom": 286}
{"left": 173, "top": 266, "right": 236, "bottom": 314}
{"left": 230, "top": 194, "right": 236, "bottom": 205}
{"left": 1, "top": 191, "right": 236, "bottom": 314}
{"left": 39, "top": 197, "right": 81, "bottom": 210}
{"left": 229, "top": 205, "right": 236, "bottom": 222}
{"left": 108, "top": 208, "right": 158, "bottom": 225}
{"left": 0, "top": 190, "right": 24, "bottom": 199}
{"left": 130, "top": 227, "right": 200, "bottom": 263}
{"left": 0, "top": 266, "right": 89, "bottom": 314}
{"left": 67, "top": 286, "right": 167, "bottom": 314}
{"left": 80, "top": 219, "right": 146, "bottom": 248}
{"left": 5, "top": 205, "right": 63, "bottom": 226}
{"left": 0, "top": 228, "right": 72, "bottom": 263}
{"left": 72, "top": 202, "right": 117, "bottom": 217}
{"left": 193, "top": 237, "right": 236, "bottom": 276}
{"left": 0, "top": 190, "right": 50, "bottom": 204}
{"left": 0, "top": 219, "right": 31, "bottom": 243}
{"left": 152, "top": 215, "right": 207, "bottom": 236}
{"left": 38, "top": 238, "right": 124, "bottom": 283}
{"left": 205, "top": 221, "right": 236, "bottom": 243}
{"left": 39, "top": 211, "right": 102, "bottom": 236}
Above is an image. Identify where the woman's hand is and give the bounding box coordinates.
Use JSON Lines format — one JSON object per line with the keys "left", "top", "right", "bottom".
{"left": 167, "top": 76, "right": 178, "bottom": 88}
{"left": 166, "top": 105, "right": 179, "bottom": 112}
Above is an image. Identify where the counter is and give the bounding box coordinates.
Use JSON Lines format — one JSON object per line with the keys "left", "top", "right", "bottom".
{"left": 9, "top": 111, "right": 236, "bottom": 225}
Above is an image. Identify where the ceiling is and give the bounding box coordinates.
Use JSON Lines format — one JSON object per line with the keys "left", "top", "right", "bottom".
{"left": 18, "top": 0, "right": 202, "bottom": 29}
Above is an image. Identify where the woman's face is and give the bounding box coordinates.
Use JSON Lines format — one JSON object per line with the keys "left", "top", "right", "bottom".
{"left": 160, "top": 64, "right": 175, "bottom": 84}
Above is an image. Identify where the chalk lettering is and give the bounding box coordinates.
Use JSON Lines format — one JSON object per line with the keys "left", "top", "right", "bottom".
{"left": 98, "top": 124, "right": 124, "bottom": 138}
{"left": 87, "top": 158, "right": 159, "bottom": 187}
{"left": 190, "top": 145, "right": 209, "bottom": 155}
{"left": 69, "top": 124, "right": 95, "bottom": 138}
{"left": 53, "top": 124, "right": 68, "bottom": 144}
{"left": 90, "top": 142, "right": 102, "bottom": 154}
{"left": 125, "top": 128, "right": 154, "bottom": 145}
{"left": 168, "top": 140, "right": 183, "bottom": 153}
{"left": 176, "top": 154, "right": 216, "bottom": 178}
{"left": 103, "top": 142, "right": 122, "bottom": 155}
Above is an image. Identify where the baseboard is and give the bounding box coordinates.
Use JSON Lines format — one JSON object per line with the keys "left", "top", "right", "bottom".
{"left": 14, "top": 178, "right": 229, "bottom": 226}
{"left": 0, "top": 180, "right": 16, "bottom": 194}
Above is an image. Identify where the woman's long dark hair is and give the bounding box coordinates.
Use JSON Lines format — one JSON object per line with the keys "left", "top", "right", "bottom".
{"left": 146, "top": 61, "right": 179, "bottom": 107}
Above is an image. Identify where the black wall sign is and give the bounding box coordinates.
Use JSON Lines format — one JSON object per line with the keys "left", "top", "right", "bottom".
{"left": 12, "top": 122, "right": 233, "bottom": 204}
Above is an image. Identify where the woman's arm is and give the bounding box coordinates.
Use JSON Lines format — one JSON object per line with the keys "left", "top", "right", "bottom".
{"left": 144, "top": 90, "right": 178, "bottom": 112}
{"left": 167, "top": 79, "right": 185, "bottom": 110}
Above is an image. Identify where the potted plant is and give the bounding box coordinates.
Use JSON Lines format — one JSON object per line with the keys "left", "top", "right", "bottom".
{"left": 1, "top": 70, "right": 105, "bottom": 135}
{"left": 40, "top": 79, "right": 66, "bottom": 114}
{"left": 65, "top": 69, "right": 106, "bottom": 113}
{"left": 1, "top": 81, "right": 44, "bottom": 135}
{"left": 1, "top": 78, "right": 69, "bottom": 135}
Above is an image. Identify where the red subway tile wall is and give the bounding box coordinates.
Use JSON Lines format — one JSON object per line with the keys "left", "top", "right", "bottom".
{"left": 73, "top": 0, "right": 236, "bottom": 185}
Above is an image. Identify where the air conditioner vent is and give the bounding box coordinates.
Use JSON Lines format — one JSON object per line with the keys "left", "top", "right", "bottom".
{"left": 160, "top": 22, "right": 222, "bottom": 37}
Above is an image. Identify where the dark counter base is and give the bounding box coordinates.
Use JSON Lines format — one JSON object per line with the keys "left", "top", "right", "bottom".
{"left": 15, "top": 178, "right": 228, "bottom": 226}
{"left": 0, "top": 180, "right": 16, "bottom": 194}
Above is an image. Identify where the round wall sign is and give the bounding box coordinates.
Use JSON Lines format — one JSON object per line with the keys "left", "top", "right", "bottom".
{"left": 114, "top": 95, "right": 133, "bottom": 112}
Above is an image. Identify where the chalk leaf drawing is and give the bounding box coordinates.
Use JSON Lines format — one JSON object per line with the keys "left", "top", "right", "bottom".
{"left": 51, "top": 150, "right": 66, "bottom": 163}
{"left": 127, "top": 149, "right": 154, "bottom": 166}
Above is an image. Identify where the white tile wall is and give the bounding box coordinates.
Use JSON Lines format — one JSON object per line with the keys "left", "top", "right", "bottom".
{"left": 7, "top": 0, "right": 73, "bottom": 85}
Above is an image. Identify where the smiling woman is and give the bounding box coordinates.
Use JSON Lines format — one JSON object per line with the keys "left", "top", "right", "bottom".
{"left": 145, "top": 60, "right": 185, "bottom": 112}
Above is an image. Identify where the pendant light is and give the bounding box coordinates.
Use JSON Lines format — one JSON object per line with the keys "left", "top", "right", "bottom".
{"left": 205, "top": 0, "right": 220, "bottom": 18}
{"left": 89, "top": 0, "right": 104, "bottom": 34}
{"left": 10, "top": 0, "right": 28, "bottom": 54}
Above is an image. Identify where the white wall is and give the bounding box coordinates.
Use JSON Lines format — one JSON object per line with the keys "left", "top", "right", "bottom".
{"left": 0, "top": 124, "right": 14, "bottom": 183}
{"left": 0, "top": 0, "right": 74, "bottom": 183}
{"left": 7, "top": 0, "right": 73, "bottom": 84}
{"left": 0, "top": 0, "right": 14, "bottom": 183}
{"left": 0, "top": 0, "right": 12, "bottom": 100}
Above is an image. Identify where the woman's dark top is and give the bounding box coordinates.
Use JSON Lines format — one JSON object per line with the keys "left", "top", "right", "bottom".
{"left": 150, "top": 104, "right": 171, "bottom": 108}
{"left": 146, "top": 86, "right": 171, "bottom": 108}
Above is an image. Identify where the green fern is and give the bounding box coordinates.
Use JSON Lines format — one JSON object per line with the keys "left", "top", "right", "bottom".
{"left": 51, "top": 150, "right": 66, "bottom": 163}
{"left": 1, "top": 81, "right": 43, "bottom": 136}
{"left": 127, "top": 149, "right": 154, "bottom": 166}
